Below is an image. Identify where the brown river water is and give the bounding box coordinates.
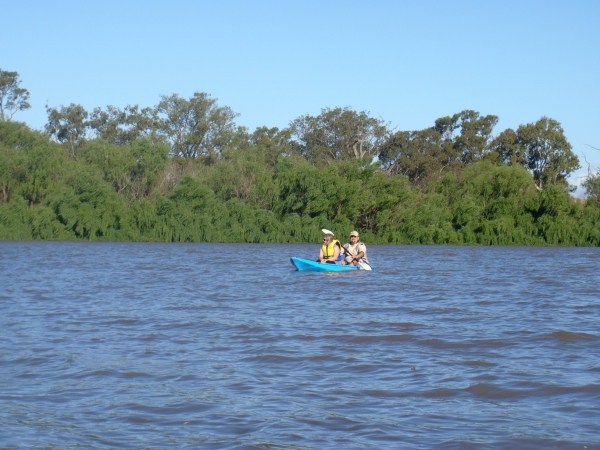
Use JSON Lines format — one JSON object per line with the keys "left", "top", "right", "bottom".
{"left": 1, "top": 241, "right": 599, "bottom": 449}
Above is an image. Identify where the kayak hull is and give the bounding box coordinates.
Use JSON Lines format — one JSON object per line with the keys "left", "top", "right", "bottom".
{"left": 291, "top": 257, "right": 370, "bottom": 272}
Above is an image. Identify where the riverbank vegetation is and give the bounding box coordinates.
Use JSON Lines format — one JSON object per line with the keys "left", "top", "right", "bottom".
{"left": 2, "top": 69, "right": 600, "bottom": 245}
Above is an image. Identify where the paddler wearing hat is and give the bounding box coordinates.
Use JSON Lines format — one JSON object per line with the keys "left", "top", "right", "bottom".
{"left": 341, "top": 230, "right": 371, "bottom": 269}
{"left": 318, "top": 228, "right": 343, "bottom": 264}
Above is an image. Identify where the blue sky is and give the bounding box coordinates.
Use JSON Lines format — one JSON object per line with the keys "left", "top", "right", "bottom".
{"left": 4, "top": 0, "right": 599, "bottom": 193}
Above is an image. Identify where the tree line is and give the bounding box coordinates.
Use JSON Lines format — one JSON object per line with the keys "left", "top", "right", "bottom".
{"left": 1, "top": 68, "right": 600, "bottom": 245}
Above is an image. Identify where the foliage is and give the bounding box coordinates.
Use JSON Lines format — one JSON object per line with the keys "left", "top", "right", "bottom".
{"left": 490, "top": 117, "right": 580, "bottom": 190}
{"left": 0, "top": 93, "right": 597, "bottom": 246}
{"left": 47, "top": 163, "right": 132, "bottom": 240}
{"left": 379, "top": 127, "right": 459, "bottom": 186}
{"left": 287, "top": 107, "right": 389, "bottom": 165}
{"left": 0, "top": 69, "right": 31, "bottom": 121}
{"left": 80, "top": 138, "right": 170, "bottom": 200}
{"left": 156, "top": 92, "right": 239, "bottom": 159}
{"left": 378, "top": 110, "right": 498, "bottom": 186}
{"left": 582, "top": 172, "right": 600, "bottom": 206}
{"left": 434, "top": 110, "right": 499, "bottom": 164}
{"left": 45, "top": 103, "right": 90, "bottom": 159}
{"left": 88, "top": 104, "right": 158, "bottom": 145}
{"left": 581, "top": 146, "right": 600, "bottom": 207}
{"left": 518, "top": 117, "right": 580, "bottom": 190}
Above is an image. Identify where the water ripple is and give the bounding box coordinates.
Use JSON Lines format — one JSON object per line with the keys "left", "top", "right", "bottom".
{"left": 1, "top": 242, "right": 599, "bottom": 449}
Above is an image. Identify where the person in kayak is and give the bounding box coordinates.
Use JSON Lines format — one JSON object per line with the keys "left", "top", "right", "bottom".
{"left": 319, "top": 231, "right": 342, "bottom": 264}
{"left": 341, "top": 230, "right": 371, "bottom": 269}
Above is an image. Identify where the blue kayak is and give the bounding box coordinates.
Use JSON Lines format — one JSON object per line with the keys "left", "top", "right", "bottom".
{"left": 290, "top": 257, "right": 373, "bottom": 272}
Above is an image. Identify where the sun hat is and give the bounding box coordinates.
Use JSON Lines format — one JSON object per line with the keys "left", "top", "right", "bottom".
{"left": 350, "top": 230, "right": 359, "bottom": 237}
{"left": 321, "top": 228, "right": 334, "bottom": 235}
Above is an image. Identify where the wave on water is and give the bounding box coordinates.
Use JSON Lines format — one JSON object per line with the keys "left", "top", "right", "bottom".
{"left": 1, "top": 242, "right": 600, "bottom": 449}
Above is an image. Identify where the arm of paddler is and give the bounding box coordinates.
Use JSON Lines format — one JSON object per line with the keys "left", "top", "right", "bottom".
{"left": 352, "top": 244, "right": 365, "bottom": 262}
{"left": 318, "top": 246, "right": 326, "bottom": 263}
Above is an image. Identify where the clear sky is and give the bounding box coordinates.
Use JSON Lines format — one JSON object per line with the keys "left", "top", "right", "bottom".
{"left": 4, "top": 0, "right": 599, "bottom": 193}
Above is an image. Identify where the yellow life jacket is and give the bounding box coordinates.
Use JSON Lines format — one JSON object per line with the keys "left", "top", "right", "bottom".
{"left": 322, "top": 240, "right": 342, "bottom": 260}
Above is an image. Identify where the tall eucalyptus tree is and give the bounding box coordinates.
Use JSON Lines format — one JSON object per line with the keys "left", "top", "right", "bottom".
{"left": 517, "top": 117, "right": 579, "bottom": 190}
{"left": 89, "top": 105, "right": 158, "bottom": 145}
{"left": 156, "top": 92, "right": 239, "bottom": 159}
{"left": 491, "top": 117, "right": 579, "bottom": 190}
{"left": 0, "top": 69, "right": 31, "bottom": 121}
{"left": 287, "top": 107, "right": 389, "bottom": 165}
{"left": 45, "top": 103, "right": 90, "bottom": 159}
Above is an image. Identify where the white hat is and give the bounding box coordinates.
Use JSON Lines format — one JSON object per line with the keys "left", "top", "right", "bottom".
{"left": 321, "top": 228, "right": 334, "bottom": 235}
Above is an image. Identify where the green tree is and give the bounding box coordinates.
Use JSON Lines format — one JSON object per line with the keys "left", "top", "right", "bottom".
{"left": 156, "top": 92, "right": 239, "bottom": 159}
{"left": 583, "top": 173, "right": 600, "bottom": 204}
{"left": 15, "top": 140, "right": 68, "bottom": 208}
{"left": 89, "top": 104, "right": 158, "bottom": 145}
{"left": 288, "top": 107, "right": 389, "bottom": 165}
{"left": 379, "top": 110, "right": 496, "bottom": 187}
{"left": 432, "top": 110, "right": 498, "bottom": 164}
{"left": 0, "top": 69, "right": 31, "bottom": 121}
{"left": 80, "top": 140, "right": 137, "bottom": 195}
{"left": 211, "top": 145, "right": 278, "bottom": 210}
{"left": 249, "top": 126, "right": 293, "bottom": 167}
{"left": 448, "top": 162, "right": 540, "bottom": 244}
{"left": 354, "top": 168, "right": 412, "bottom": 236}
{"left": 45, "top": 103, "right": 90, "bottom": 159}
{"left": 0, "top": 121, "right": 27, "bottom": 202}
{"left": 0, "top": 142, "right": 18, "bottom": 202}
{"left": 48, "top": 164, "right": 130, "bottom": 240}
{"left": 449, "top": 110, "right": 498, "bottom": 164}
{"left": 489, "top": 128, "right": 524, "bottom": 166}
{"left": 81, "top": 138, "right": 170, "bottom": 200}
{"left": 0, "top": 121, "right": 67, "bottom": 207}
{"left": 379, "top": 128, "right": 460, "bottom": 186}
{"left": 517, "top": 117, "right": 579, "bottom": 190}
{"left": 581, "top": 146, "right": 600, "bottom": 205}
{"left": 0, "top": 196, "right": 32, "bottom": 239}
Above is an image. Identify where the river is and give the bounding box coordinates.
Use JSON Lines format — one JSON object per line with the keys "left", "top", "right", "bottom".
{"left": 1, "top": 241, "right": 599, "bottom": 449}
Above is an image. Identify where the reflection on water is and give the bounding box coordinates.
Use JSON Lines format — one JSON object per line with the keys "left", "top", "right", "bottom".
{"left": 1, "top": 242, "right": 599, "bottom": 449}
